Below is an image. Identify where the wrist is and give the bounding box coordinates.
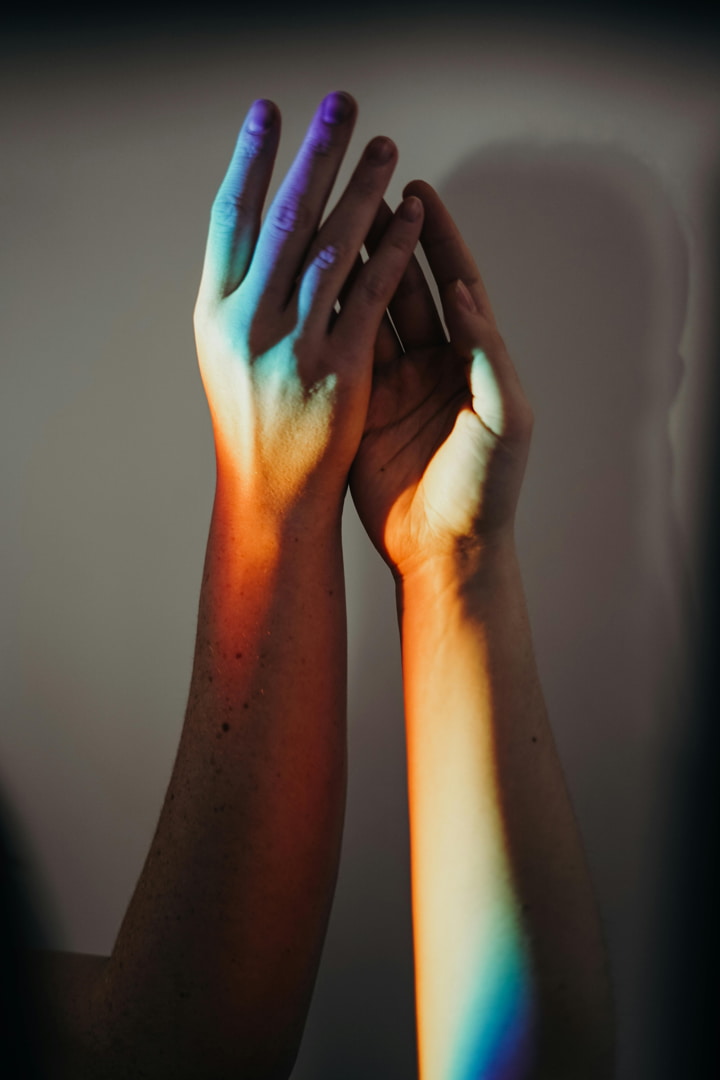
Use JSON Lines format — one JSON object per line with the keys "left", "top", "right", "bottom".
{"left": 396, "top": 530, "right": 520, "bottom": 605}
{"left": 213, "top": 462, "right": 345, "bottom": 555}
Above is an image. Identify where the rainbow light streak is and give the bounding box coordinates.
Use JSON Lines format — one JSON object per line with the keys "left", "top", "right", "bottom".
{"left": 406, "top": 594, "right": 536, "bottom": 1080}
{"left": 451, "top": 925, "right": 533, "bottom": 1080}
{"left": 416, "top": 870, "right": 534, "bottom": 1080}
{"left": 469, "top": 347, "right": 505, "bottom": 437}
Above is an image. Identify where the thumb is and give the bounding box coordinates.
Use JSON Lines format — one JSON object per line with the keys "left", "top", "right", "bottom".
{"left": 442, "top": 278, "right": 507, "bottom": 438}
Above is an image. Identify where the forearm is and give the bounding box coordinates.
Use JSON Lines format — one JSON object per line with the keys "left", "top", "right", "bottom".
{"left": 399, "top": 541, "right": 613, "bottom": 1080}
{"left": 80, "top": 481, "right": 348, "bottom": 1078}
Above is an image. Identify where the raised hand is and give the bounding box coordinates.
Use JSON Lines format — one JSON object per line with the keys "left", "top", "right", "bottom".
{"left": 194, "top": 93, "right": 424, "bottom": 534}
{"left": 349, "top": 181, "right": 533, "bottom": 580}
{"left": 47, "top": 97, "right": 427, "bottom": 1080}
{"left": 351, "top": 184, "right": 613, "bottom": 1080}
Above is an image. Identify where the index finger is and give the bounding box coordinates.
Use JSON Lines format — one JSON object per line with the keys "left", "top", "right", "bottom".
{"left": 402, "top": 180, "right": 497, "bottom": 325}
{"left": 199, "top": 99, "right": 280, "bottom": 302}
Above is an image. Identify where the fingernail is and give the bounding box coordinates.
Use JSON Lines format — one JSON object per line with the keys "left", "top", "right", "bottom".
{"left": 455, "top": 279, "right": 477, "bottom": 312}
{"left": 400, "top": 196, "right": 422, "bottom": 222}
{"left": 367, "top": 136, "right": 395, "bottom": 165}
{"left": 322, "top": 91, "right": 354, "bottom": 125}
{"left": 247, "top": 99, "right": 275, "bottom": 134}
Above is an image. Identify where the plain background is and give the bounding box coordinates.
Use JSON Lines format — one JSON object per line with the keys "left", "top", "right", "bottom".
{"left": 2, "top": 8, "right": 719, "bottom": 1077}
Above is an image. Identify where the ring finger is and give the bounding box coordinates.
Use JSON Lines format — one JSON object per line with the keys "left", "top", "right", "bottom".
{"left": 334, "top": 253, "right": 401, "bottom": 362}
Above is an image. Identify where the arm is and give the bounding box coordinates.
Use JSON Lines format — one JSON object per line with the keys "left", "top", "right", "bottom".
{"left": 350, "top": 184, "right": 613, "bottom": 1079}
{"left": 399, "top": 541, "right": 611, "bottom": 1080}
{"left": 41, "top": 93, "right": 424, "bottom": 1080}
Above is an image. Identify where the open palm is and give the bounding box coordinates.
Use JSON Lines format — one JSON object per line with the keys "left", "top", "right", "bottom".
{"left": 349, "top": 182, "right": 534, "bottom": 580}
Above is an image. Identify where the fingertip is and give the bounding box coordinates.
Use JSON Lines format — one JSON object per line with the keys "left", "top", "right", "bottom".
{"left": 246, "top": 98, "right": 278, "bottom": 135}
{"left": 402, "top": 178, "right": 434, "bottom": 200}
{"left": 365, "top": 135, "right": 397, "bottom": 166}
{"left": 399, "top": 195, "right": 423, "bottom": 223}
{"left": 320, "top": 90, "right": 357, "bottom": 125}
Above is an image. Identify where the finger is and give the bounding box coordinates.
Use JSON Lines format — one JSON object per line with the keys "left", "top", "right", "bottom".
{"left": 332, "top": 196, "right": 424, "bottom": 358}
{"left": 375, "top": 311, "right": 404, "bottom": 363}
{"left": 440, "top": 277, "right": 529, "bottom": 440}
{"left": 333, "top": 253, "right": 400, "bottom": 361}
{"left": 365, "top": 199, "right": 446, "bottom": 350}
{"left": 242, "top": 90, "right": 357, "bottom": 312}
{"left": 336, "top": 252, "right": 365, "bottom": 309}
{"left": 198, "top": 99, "right": 280, "bottom": 301}
{"left": 294, "top": 135, "right": 399, "bottom": 335}
{"left": 403, "top": 180, "right": 497, "bottom": 325}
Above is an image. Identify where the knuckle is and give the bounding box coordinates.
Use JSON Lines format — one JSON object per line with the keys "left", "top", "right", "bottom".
{"left": 192, "top": 291, "right": 214, "bottom": 335}
{"left": 236, "top": 133, "right": 267, "bottom": 160}
{"left": 192, "top": 297, "right": 221, "bottom": 338}
{"left": 268, "top": 196, "right": 311, "bottom": 236}
{"left": 210, "top": 190, "right": 249, "bottom": 230}
{"left": 194, "top": 294, "right": 250, "bottom": 351}
{"left": 351, "top": 172, "right": 381, "bottom": 201}
{"left": 304, "top": 131, "right": 334, "bottom": 159}
{"left": 360, "top": 270, "right": 387, "bottom": 305}
{"left": 387, "top": 230, "right": 415, "bottom": 256}
{"left": 313, "top": 240, "right": 345, "bottom": 271}
{"left": 462, "top": 272, "right": 483, "bottom": 297}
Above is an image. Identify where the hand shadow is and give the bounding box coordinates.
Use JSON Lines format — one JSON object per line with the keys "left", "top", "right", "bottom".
{"left": 439, "top": 142, "right": 689, "bottom": 1080}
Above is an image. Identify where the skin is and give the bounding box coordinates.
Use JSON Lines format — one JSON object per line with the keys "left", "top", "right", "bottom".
{"left": 30, "top": 96, "right": 614, "bottom": 1080}
{"left": 35, "top": 92, "right": 424, "bottom": 1080}
{"left": 349, "top": 188, "right": 615, "bottom": 1078}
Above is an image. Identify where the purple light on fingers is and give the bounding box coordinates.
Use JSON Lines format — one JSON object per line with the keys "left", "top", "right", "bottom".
{"left": 247, "top": 99, "right": 276, "bottom": 134}
{"left": 314, "top": 246, "right": 338, "bottom": 269}
{"left": 321, "top": 91, "right": 354, "bottom": 125}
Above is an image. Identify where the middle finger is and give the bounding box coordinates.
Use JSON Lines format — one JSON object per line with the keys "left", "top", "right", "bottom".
{"left": 242, "top": 90, "right": 357, "bottom": 313}
{"left": 364, "top": 199, "right": 447, "bottom": 351}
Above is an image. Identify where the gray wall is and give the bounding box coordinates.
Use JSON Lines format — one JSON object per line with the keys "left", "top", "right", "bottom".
{"left": 1, "top": 15, "right": 718, "bottom": 1079}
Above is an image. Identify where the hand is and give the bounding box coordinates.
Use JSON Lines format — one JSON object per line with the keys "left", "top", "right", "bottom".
{"left": 193, "top": 93, "right": 424, "bottom": 532}
{"left": 349, "top": 181, "right": 534, "bottom": 579}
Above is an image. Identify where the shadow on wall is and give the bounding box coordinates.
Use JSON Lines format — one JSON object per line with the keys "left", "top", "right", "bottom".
{"left": 293, "top": 142, "right": 688, "bottom": 1080}
{"left": 440, "top": 143, "right": 688, "bottom": 1080}
{"left": 651, "top": 173, "right": 720, "bottom": 1080}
